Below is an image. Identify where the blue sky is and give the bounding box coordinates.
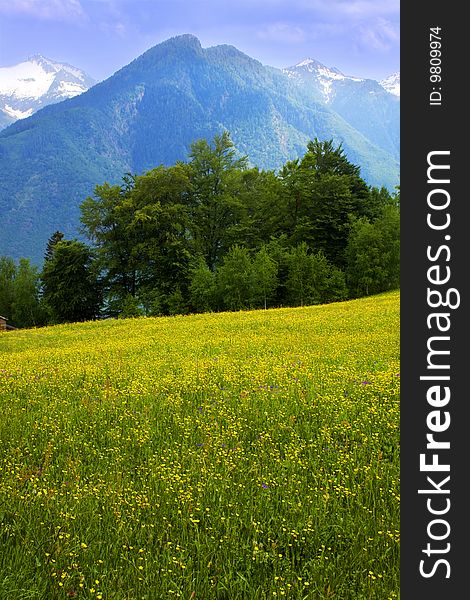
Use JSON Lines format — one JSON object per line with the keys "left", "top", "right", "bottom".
{"left": 0, "top": 0, "right": 399, "bottom": 82}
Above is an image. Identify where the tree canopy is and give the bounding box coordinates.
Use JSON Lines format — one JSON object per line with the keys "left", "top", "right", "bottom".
{"left": 1, "top": 133, "right": 399, "bottom": 327}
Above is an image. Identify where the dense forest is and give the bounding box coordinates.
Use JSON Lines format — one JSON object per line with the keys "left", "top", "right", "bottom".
{"left": 0, "top": 133, "right": 399, "bottom": 328}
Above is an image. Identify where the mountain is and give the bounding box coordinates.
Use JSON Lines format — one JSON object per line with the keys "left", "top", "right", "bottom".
{"left": 283, "top": 60, "right": 399, "bottom": 162}
{"left": 380, "top": 72, "right": 400, "bottom": 97}
{"left": 283, "top": 58, "right": 366, "bottom": 103}
{"left": 0, "top": 55, "right": 96, "bottom": 130}
{"left": 0, "top": 35, "right": 399, "bottom": 264}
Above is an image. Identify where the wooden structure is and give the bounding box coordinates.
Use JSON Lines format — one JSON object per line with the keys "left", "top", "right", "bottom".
{"left": 0, "top": 315, "right": 16, "bottom": 331}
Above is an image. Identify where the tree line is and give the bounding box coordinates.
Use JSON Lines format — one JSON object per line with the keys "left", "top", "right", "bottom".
{"left": 0, "top": 132, "right": 399, "bottom": 327}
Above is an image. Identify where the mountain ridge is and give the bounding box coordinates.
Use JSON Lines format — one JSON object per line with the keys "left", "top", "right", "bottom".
{"left": 0, "top": 34, "right": 399, "bottom": 264}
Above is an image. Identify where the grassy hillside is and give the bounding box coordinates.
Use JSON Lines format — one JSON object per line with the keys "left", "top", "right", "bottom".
{"left": 0, "top": 291, "right": 400, "bottom": 599}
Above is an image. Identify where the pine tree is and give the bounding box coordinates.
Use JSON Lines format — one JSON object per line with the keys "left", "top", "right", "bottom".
{"left": 41, "top": 240, "right": 102, "bottom": 323}
{"left": 44, "top": 231, "right": 65, "bottom": 263}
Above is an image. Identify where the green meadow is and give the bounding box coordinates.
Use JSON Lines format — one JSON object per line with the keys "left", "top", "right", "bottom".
{"left": 0, "top": 291, "right": 400, "bottom": 599}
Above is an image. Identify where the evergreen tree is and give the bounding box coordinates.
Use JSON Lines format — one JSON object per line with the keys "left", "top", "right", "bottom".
{"left": 41, "top": 240, "right": 102, "bottom": 323}
{"left": 166, "top": 286, "right": 188, "bottom": 316}
{"left": 118, "top": 294, "right": 144, "bottom": 319}
{"left": 368, "top": 186, "right": 396, "bottom": 220}
{"left": 279, "top": 139, "right": 379, "bottom": 267}
{"left": 44, "top": 231, "right": 65, "bottom": 263}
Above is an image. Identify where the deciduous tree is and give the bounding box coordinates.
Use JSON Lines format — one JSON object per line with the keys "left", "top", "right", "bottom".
{"left": 12, "top": 258, "right": 44, "bottom": 328}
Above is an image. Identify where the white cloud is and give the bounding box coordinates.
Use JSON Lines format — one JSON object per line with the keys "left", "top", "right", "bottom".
{"left": 355, "top": 17, "right": 399, "bottom": 52}
{"left": 296, "top": 0, "right": 399, "bottom": 19}
{"left": 0, "top": 0, "right": 86, "bottom": 22}
{"left": 257, "top": 22, "right": 305, "bottom": 44}
{"left": 100, "top": 20, "right": 127, "bottom": 38}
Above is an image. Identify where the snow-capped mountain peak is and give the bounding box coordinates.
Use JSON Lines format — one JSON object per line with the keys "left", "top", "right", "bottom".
{"left": 379, "top": 72, "right": 400, "bottom": 97}
{"left": 290, "top": 58, "right": 346, "bottom": 79}
{"left": 284, "top": 58, "right": 364, "bottom": 103}
{"left": 0, "top": 55, "right": 96, "bottom": 129}
{"left": 28, "top": 55, "right": 89, "bottom": 81}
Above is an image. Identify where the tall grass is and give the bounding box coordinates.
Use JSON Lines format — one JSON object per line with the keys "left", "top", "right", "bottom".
{"left": 0, "top": 291, "right": 400, "bottom": 599}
